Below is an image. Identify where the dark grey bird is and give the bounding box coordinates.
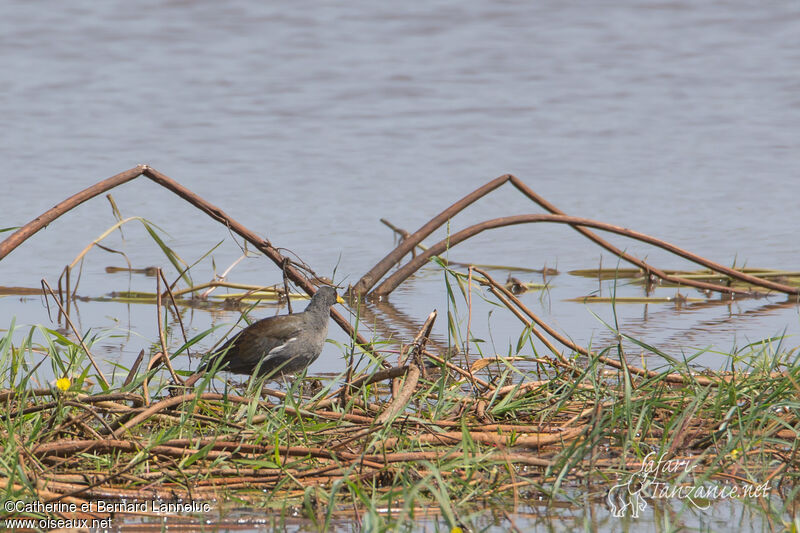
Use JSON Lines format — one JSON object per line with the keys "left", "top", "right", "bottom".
{"left": 184, "top": 286, "right": 343, "bottom": 386}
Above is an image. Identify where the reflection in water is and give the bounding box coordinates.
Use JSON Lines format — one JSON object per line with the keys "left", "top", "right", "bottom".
{"left": 357, "top": 298, "right": 451, "bottom": 353}
{"left": 583, "top": 288, "right": 799, "bottom": 367}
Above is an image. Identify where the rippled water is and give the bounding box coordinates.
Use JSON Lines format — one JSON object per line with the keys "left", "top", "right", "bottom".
{"left": 1, "top": 1, "right": 799, "bottom": 378}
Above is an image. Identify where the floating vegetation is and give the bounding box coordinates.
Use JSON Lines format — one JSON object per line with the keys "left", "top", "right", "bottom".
{"left": 565, "top": 295, "right": 706, "bottom": 304}
{"left": 0, "top": 302, "right": 797, "bottom": 529}
{"left": 0, "top": 167, "right": 798, "bottom": 529}
{"left": 569, "top": 267, "right": 800, "bottom": 292}
{"left": 0, "top": 286, "right": 45, "bottom": 296}
{"left": 105, "top": 265, "right": 160, "bottom": 276}
{"left": 505, "top": 275, "right": 547, "bottom": 294}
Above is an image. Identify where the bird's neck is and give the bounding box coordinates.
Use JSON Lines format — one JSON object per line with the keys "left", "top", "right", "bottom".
{"left": 305, "top": 299, "right": 328, "bottom": 315}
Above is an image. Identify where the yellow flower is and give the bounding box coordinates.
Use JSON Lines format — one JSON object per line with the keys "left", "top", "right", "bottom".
{"left": 56, "top": 377, "right": 71, "bottom": 391}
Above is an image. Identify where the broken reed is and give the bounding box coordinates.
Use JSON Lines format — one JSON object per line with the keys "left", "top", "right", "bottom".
{"left": 0, "top": 318, "right": 797, "bottom": 530}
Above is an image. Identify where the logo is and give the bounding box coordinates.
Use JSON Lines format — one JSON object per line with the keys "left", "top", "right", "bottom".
{"left": 607, "top": 464, "right": 652, "bottom": 518}
{"left": 607, "top": 451, "right": 770, "bottom": 518}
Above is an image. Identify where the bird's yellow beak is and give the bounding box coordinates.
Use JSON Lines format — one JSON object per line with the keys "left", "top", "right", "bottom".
{"left": 336, "top": 295, "right": 345, "bottom": 304}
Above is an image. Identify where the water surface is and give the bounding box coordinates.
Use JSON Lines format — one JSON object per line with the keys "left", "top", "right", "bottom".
{"left": 1, "top": 0, "right": 798, "bottom": 396}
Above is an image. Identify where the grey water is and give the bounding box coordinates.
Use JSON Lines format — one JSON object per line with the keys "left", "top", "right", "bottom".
{"left": 2, "top": 0, "right": 798, "bottom": 374}
{"left": 2, "top": 0, "right": 799, "bottom": 372}
{"left": 0, "top": 0, "right": 798, "bottom": 528}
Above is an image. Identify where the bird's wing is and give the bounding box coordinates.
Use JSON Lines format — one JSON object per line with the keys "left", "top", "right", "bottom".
{"left": 206, "top": 314, "right": 304, "bottom": 371}
{"left": 244, "top": 314, "right": 305, "bottom": 352}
